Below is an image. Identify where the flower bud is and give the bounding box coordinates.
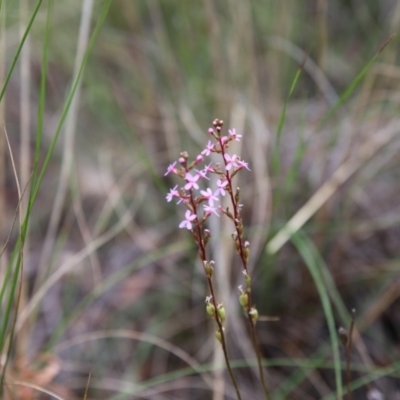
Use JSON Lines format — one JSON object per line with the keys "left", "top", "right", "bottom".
{"left": 237, "top": 222, "right": 243, "bottom": 235}
{"left": 243, "top": 270, "right": 251, "bottom": 289}
{"left": 195, "top": 154, "right": 203, "bottom": 163}
{"left": 215, "top": 329, "right": 223, "bottom": 343}
{"left": 249, "top": 307, "right": 259, "bottom": 324}
{"left": 235, "top": 187, "right": 240, "bottom": 203}
{"left": 243, "top": 246, "right": 250, "bottom": 261}
{"left": 239, "top": 292, "right": 248, "bottom": 308}
{"left": 203, "top": 260, "right": 214, "bottom": 279}
{"left": 224, "top": 208, "right": 233, "bottom": 219}
{"left": 217, "top": 304, "right": 226, "bottom": 324}
{"left": 206, "top": 303, "right": 215, "bottom": 317}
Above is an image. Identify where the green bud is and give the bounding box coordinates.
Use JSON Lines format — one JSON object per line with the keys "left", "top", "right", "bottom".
{"left": 243, "top": 246, "right": 250, "bottom": 261}
{"left": 206, "top": 303, "right": 215, "bottom": 317}
{"left": 235, "top": 187, "right": 240, "bottom": 203}
{"left": 244, "top": 271, "right": 251, "bottom": 289}
{"left": 225, "top": 208, "right": 233, "bottom": 219}
{"left": 204, "top": 261, "right": 215, "bottom": 278}
{"left": 239, "top": 292, "right": 248, "bottom": 308}
{"left": 217, "top": 304, "right": 226, "bottom": 324}
{"left": 249, "top": 307, "right": 259, "bottom": 324}
{"left": 215, "top": 330, "right": 222, "bottom": 343}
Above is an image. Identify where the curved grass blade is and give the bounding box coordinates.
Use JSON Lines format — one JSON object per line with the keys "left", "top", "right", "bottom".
{"left": 291, "top": 230, "right": 343, "bottom": 399}
{"left": 318, "top": 34, "right": 394, "bottom": 130}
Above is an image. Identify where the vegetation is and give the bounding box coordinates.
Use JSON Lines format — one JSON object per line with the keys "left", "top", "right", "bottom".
{"left": 1, "top": 1, "right": 400, "bottom": 398}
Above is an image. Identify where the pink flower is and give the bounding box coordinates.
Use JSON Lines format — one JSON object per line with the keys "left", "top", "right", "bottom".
{"left": 224, "top": 153, "right": 239, "bottom": 170}
{"left": 216, "top": 179, "right": 228, "bottom": 196}
{"left": 237, "top": 159, "right": 251, "bottom": 171}
{"left": 195, "top": 168, "right": 210, "bottom": 180}
{"left": 203, "top": 162, "right": 214, "bottom": 175}
{"left": 201, "top": 140, "right": 215, "bottom": 156}
{"left": 184, "top": 172, "right": 200, "bottom": 190}
{"left": 228, "top": 128, "right": 242, "bottom": 142}
{"left": 195, "top": 154, "right": 204, "bottom": 163}
{"left": 204, "top": 204, "right": 219, "bottom": 217}
{"left": 179, "top": 210, "right": 197, "bottom": 230}
{"left": 200, "top": 188, "right": 219, "bottom": 206}
{"left": 164, "top": 161, "right": 177, "bottom": 176}
{"left": 166, "top": 185, "right": 179, "bottom": 202}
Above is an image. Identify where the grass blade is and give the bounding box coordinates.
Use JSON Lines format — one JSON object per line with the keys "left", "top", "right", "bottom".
{"left": 291, "top": 230, "right": 343, "bottom": 399}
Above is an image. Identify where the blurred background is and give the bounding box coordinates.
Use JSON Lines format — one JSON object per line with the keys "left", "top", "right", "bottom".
{"left": 2, "top": 0, "right": 400, "bottom": 399}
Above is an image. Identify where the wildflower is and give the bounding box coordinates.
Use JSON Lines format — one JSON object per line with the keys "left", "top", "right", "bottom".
{"left": 195, "top": 154, "right": 204, "bottom": 164}
{"left": 237, "top": 159, "right": 251, "bottom": 171}
{"left": 204, "top": 260, "right": 215, "bottom": 278}
{"left": 228, "top": 128, "right": 242, "bottom": 141}
{"left": 203, "top": 162, "right": 214, "bottom": 175}
{"left": 164, "top": 161, "right": 178, "bottom": 176}
{"left": 166, "top": 185, "right": 179, "bottom": 202}
{"left": 206, "top": 301, "right": 215, "bottom": 316}
{"left": 179, "top": 210, "right": 197, "bottom": 230}
{"left": 204, "top": 204, "right": 220, "bottom": 217}
{"left": 249, "top": 307, "right": 259, "bottom": 323}
{"left": 217, "top": 303, "right": 226, "bottom": 323}
{"left": 224, "top": 153, "right": 239, "bottom": 171}
{"left": 201, "top": 140, "right": 215, "bottom": 156}
{"left": 216, "top": 179, "right": 228, "bottom": 196}
{"left": 195, "top": 168, "right": 210, "bottom": 180}
{"left": 184, "top": 172, "right": 200, "bottom": 190}
{"left": 200, "top": 188, "right": 219, "bottom": 206}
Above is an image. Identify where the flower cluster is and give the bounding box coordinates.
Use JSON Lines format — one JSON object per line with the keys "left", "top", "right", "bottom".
{"left": 164, "top": 120, "right": 270, "bottom": 400}
{"left": 165, "top": 119, "right": 250, "bottom": 231}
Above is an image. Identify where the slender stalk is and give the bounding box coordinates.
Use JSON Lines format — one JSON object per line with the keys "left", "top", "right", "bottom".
{"left": 189, "top": 192, "right": 243, "bottom": 400}
{"left": 218, "top": 136, "right": 271, "bottom": 400}
{"left": 17, "top": 0, "right": 31, "bottom": 363}
{"left": 345, "top": 310, "right": 356, "bottom": 400}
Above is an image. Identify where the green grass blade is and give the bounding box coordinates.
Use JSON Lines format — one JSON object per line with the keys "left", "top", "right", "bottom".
{"left": 291, "top": 230, "right": 343, "bottom": 399}
{"left": 272, "top": 63, "right": 303, "bottom": 177}
{"left": 321, "top": 361, "right": 400, "bottom": 400}
{"left": 0, "top": 2, "right": 44, "bottom": 390}
{"left": 318, "top": 35, "right": 394, "bottom": 129}
{"left": 0, "top": 0, "right": 43, "bottom": 104}
{"left": 0, "top": 0, "right": 112, "bottom": 393}
{"left": 31, "top": 0, "right": 53, "bottom": 189}
{"left": 30, "top": 0, "right": 113, "bottom": 207}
